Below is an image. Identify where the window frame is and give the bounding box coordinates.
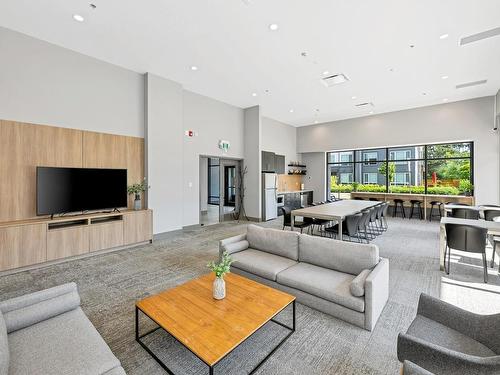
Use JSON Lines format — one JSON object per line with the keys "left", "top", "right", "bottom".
{"left": 326, "top": 141, "right": 473, "bottom": 197}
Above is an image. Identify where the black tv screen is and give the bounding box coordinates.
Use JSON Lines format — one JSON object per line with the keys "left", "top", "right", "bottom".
{"left": 37, "top": 167, "right": 128, "bottom": 215}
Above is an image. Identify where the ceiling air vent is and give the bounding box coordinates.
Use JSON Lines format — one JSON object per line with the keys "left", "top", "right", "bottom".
{"left": 355, "top": 102, "right": 374, "bottom": 108}
{"left": 321, "top": 73, "right": 349, "bottom": 87}
{"left": 460, "top": 27, "right": 500, "bottom": 45}
{"left": 456, "top": 80, "right": 487, "bottom": 89}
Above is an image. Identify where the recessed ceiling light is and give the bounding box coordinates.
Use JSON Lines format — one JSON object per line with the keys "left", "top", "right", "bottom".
{"left": 351, "top": 96, "right": 357, "bottom": 100}
{"left": 251, "top": 93, "right": 257, "bottom": 97}
{"left": 443, "top": 98, "right": 448, "bottom": 102}
{"left": 441, "top": 75, "right": 449, "bottom": 80}
{"left": 265, "top": 89, "right": 270, "bottom": 94}
{"left": 73, "top": 14, "right": 85, "bottom": 22}
{"left": 269, "top": 24, "right": 279, "bottom": 31}
{"left": 190, "top": 66, "right": 198, "bottom": 71}
{"left": 289, "top": 109, "right": 294, "bottom": 113}
{"left": 314, "top": 120, "right": 319, "bottom": 124}
{"left": 422, "top": 92, "right": 427, "bottom": 96}
{"left": 369, "top": 111, "right": 374, "bottom": 114}
{"left": 439, "top": 33, "right": 449, "bottom": 40}
{"left": 322, "top": 71, "right": 330, "bottom": 76}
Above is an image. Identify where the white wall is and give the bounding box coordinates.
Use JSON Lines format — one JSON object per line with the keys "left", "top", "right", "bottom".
{"left": 261, "top": 117, "right": 298, "bottom": 166}
{"left": 298, "top": 97, "right": 498, "bottom": 204}
{"left": 145, "top": 73, "right": 184, "bottom": 233}
{"left": 301, "top": 153, "right": 326, "bottom": 202}
{"left": 182, "top": 90, "right": 245, "bottom": 226}
{"left": 244, "top": 106, "right": 262, "bottom": 220}
{"left": 0, "top": 27, "right": 143, "bottom": 137}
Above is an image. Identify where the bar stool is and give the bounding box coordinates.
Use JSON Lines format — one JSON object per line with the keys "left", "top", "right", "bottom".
{"left": 409, "top": 200, "right": 423, "bottom": 220}
{"left": 428, "top": 201, "right": 443, "bottom": 221}
{"left": 393, "top": 199, "right": 406, "bottom": 218}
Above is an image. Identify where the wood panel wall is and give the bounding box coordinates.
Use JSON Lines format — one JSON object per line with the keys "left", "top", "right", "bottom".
{"left": 0, "top": 120, "right": 144, "bottom": 222}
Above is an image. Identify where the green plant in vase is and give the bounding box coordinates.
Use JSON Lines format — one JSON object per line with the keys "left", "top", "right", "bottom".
{"left": 127, "top": 178, "right": 149, "bottom": 210}
{"left": 207, "top": 251, "right": 234, "bottom": 300}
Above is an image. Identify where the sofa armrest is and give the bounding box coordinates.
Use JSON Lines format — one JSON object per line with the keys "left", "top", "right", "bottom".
{"left": 417, "top": 293, "right": 500, "bottom": 353}
{"left": 0, "top": 282, "right": 80, "bottom": 333}
{"left": 219, "top": 233, "right": 247, "bottom": 259}
{"left": 364, "top": 257, "right": 389, "bottom": 331}
{"left": 397, "top": 333, "right": 500, "bottom": 375}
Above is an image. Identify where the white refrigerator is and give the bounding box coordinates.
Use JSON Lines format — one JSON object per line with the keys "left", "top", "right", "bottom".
{"left": 262, "top": 173, "right": 278, "bottom": 221}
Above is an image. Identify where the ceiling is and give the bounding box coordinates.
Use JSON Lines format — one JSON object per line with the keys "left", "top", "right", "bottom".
{"left": 1, "top": 0, "right": 499, "bottom": 127}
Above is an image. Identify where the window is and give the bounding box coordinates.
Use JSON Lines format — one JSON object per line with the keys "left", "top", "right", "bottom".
{"left": 363, "top": 173, "right": 378, "bottom": 184}
{"left": 340, "top": 152, "right": 353, "bottom": 163}
{"left": 340, "top": 173, "right": 353, "bottom": 183}
{"left": 393, "top": 172, "right": 410, "bottom": 185}
{"left": 327, "top": 142, "right": 473, "bottom": 197}
{"left": 363, "top": 152, "right": 378, "bottom": 165}
{"left": 390, "top": 150, "right": 412, "bottom": 164}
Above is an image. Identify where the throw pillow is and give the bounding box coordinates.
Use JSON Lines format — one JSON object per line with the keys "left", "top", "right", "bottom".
{"left": 350, "top": 269, "right": 371, "bottom": 297}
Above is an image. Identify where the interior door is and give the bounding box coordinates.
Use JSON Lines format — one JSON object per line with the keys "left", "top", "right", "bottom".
{"left": 219, "top": 159, "right": 241, "bottom": 222}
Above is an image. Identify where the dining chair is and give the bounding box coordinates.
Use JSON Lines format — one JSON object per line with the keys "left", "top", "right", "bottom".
{"left": 451, "top": 207, "right": 479, "bottom": 220}
{"left": 444, "top": 223, "right": 488, "bottom": 283}
{"left": 484, "top": 210, "right": 500, "bottom": 268}
{"left": 279, "top": 206, "right": 312, "bottom": 234}
{"left": 325, "top": 213, "right": 362, "bottom": 241}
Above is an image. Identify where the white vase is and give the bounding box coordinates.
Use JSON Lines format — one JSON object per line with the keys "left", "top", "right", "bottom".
{"left": 134, "top": 194, "right": 141, "bottom": 210}
{"left": 213, "top": 277, "right": 226, "bottom": 300}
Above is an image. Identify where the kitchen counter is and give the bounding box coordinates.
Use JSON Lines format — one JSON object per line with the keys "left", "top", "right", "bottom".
{"left": 277, "top": 189, "right": 313, "bottom": 194}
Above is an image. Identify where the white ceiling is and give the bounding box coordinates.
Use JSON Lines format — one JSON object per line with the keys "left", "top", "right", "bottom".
{"left": 1, "top": 0, "right": 499, "bottom": 127}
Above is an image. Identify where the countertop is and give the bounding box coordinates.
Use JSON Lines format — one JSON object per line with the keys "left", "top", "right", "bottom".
{"left": 277, "top": 189, "right": 313, "bottom": 194}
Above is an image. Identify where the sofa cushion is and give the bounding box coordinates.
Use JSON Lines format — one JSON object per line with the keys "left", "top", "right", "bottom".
{"left": 350, "top": 269, "right": 371, "bottom": 297}
{"left": 222, "top": 240, "right": 249, "bottom": 255}
{"left": 407, "top": 315, "right": 495, "bottom": 357}
{"left": 276, "top": 262, "right": 365, "bottom": 312}
{"left": 0, "top": 311, "right": 8, "bottom": 375}
{"left": 0, "top": 282, "right": 80, "bottom": 334}
{"left": 231, "top": 249, "right": 297, "bottom": 281}
{"left": 247, "top": 224, "right": 299, "bottom": 260}
{"left": 299, "top": 234, "right": 379, "bottom": 275}
{"left": 8, "top": 307, "right": 121, "bottom": 375}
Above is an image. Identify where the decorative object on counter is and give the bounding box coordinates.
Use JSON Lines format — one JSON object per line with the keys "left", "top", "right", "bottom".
{"left": 127, "top": 178, "right": 150, "bottom": 210}
{"left": 207, "top": 251, "right": 234, "bottom": 300}
{"left": 233, "top": 165, "right": 248, "bottom": 222}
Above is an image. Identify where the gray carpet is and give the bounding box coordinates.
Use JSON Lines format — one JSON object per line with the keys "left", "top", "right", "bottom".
{"left": 1, "top": 217, "right": 499, "bottom": 375}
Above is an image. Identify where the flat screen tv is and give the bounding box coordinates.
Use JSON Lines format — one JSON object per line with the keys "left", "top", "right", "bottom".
{"left": 36, "top": 167, "right": 128, "bottom": 216}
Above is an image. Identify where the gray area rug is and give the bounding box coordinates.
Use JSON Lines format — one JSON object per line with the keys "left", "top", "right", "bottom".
{"left": 1, "top": 217, "right": 499, "bottom": 374}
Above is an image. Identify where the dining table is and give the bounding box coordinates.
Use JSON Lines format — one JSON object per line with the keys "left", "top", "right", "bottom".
{"left": 291, "top": 200, "right": 381, "bottom": 240}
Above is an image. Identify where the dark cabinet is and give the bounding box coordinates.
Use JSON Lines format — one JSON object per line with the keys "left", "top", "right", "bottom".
{"left": 283, "top": 193, "right": 301, "bottom": 210}
{"left": 262, "top": 151, "right": 275, "bottom": 172}
{"left": 275, "top": 154, "right": 285, "bottom": 174}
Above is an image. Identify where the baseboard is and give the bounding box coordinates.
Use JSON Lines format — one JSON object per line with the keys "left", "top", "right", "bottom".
{"left": 0, "top": 240, "right": 152, "bottom": 276}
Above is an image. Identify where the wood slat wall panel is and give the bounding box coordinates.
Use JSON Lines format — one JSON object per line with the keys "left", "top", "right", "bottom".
{"left": 0, "top": 120, "right": 144, "bottom": 222}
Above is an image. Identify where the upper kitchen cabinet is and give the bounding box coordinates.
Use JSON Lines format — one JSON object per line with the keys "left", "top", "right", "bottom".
{"left": 261, "top": 151, "right": 286, "bottom": 174}
{"left": 275, "top": 154, "right": 285, "bottom": 174}
{"left": 262, "top": 151, "right": 275, "bottom": 172}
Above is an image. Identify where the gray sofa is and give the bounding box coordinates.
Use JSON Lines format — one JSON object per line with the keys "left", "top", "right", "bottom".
{"left": 398, "top": 293, "right": 500, "bottom": 375}
{"left": 0, "top": 283, "right": 125, "bottom": 375}
{"left": 220, "top": 224, "right": 389, "bottom": 331}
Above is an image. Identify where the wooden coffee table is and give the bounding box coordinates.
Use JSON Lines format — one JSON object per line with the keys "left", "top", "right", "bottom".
{"left": 135, "top": 273, "right": 296, "bottom": 374}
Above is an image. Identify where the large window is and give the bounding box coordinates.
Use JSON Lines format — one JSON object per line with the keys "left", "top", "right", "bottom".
{"left": 327, "top": 142, "right": 473, "bottom": 197}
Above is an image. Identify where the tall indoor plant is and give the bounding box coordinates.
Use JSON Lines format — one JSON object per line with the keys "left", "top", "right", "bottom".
{"left": 127, "top": 179, "right": 149, "bottom": 210}
{"left": 207, "top": 252, "right": 234, "bottom": 300}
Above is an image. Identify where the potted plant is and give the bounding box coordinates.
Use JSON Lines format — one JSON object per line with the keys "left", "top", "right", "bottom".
{"left": 459, "top": 179, "right": 474, "bottom": 196}
{"left": 207, "top": 252, "right": 234, "bottom": 300}
{"left": 127, "top": 179, "right": 149, "bottom": 210}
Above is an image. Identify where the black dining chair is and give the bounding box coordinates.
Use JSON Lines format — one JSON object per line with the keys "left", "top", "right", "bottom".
{"left": 444, "top": 223, "right": 488, "bottom": 283}
{"left": 357, "top": 210, "right": 372, "bottom": 243}
{"left": 308, "top": 202, "right": 330, "bottom": 235}
{"left": 451, "top": 208, "right": 479, "bottom": 220}
{"left": 483, "top": 210, "right": 500, "bottom": 268}
{"left": 325, "top": 213, "right": 363, "bottom": 242}
{"left": 279, "top": 206, "right": 312, "bottom": 234}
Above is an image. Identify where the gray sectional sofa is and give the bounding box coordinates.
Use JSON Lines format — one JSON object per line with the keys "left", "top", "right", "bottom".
{"left": 0, "top": 282, "right": 125, "bottom": 375}
{"left": 220, "top": 224, "right": 389, "bottom": 331}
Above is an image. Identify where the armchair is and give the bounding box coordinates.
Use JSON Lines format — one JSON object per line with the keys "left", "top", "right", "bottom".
{"left": 397, "top": 293, "right": 500, "bottom": 375}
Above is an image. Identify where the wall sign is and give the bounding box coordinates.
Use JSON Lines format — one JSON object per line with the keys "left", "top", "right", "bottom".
{"left": 219, "top": 140, "right": 230, "bottom": 153}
